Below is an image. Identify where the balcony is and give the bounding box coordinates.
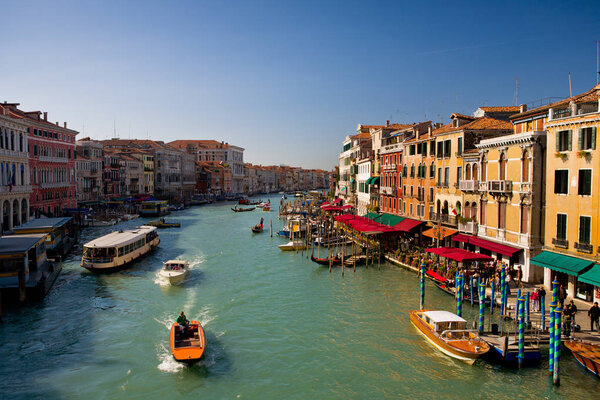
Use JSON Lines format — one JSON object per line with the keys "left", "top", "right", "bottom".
{"left": 575, "top": 242, "right": 593, "bottom": 254}
{"left": 459, "top": 180, "right": 479, "bottom": 192}
{"left": 0, "top": 184, "right": 32, "bottom": 194}
{"left": 458, "top": 220, "right": 477, "bottom": 234}
{"left": 382, "top": 164, "right": 396, "bottom": 171}
{"left": 39, "top": 182, "right": 71, "bottom": 189}
{"left": 552, "top": 238, "right": 569, "bottom": 249}
{"left": 431, "top": 212, "right": 458, "bottom": 226}
{"left": 38, "top": 155, "right": 68, "bottom": 163}
{"left": 380, "top": 186, "right": 394, "bottom": 195}
{"left": 486, "top": 180, "right": 513, "bottom": 193}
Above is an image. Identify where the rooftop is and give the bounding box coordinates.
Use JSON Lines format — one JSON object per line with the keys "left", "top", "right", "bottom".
{"left": 13, "top": 217, "right": 72, "bottom": 232}
{"left": 422, "top": 310, "right": 466, "bottom": 323}
{"left": 0, "top": 234, "right": 47, "bottom": 255}
{"left": 83, "top": 226, "right": 157, "bottom": 248}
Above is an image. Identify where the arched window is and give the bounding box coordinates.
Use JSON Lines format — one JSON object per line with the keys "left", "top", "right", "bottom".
{"left": 464, "top": 201, "right": 471, "bottom": 218}
{"left": 455, "top": 201, "right": 461, "bottom": 216}
{"left": 465, "top": 164, "right": 472, "bottom": 180}
{"left": 499, "top": 153, "right": 506, "bottom": 180}
{"left": 410, "top": 164, "right": 415, "bottom": 178}
{"left": 473, "top": 164, "right": 479, "bottom": 181}
{"left": 10, "top": 132, "right": 15, "bottom": 151}
{"left": 436, "top": 199, "right": 441, "bottom": 214}
{"left": 430, "top": 162, "right": 435, "bottom": 178}
{"left": 522, "top": 150, "right": 530, "bottom": 182}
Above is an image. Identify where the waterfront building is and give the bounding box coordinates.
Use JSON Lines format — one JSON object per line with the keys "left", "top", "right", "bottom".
{"left": 125, "top": 149, "right": 155, "bottom": 196}
{"left": 0, "top": 104, "right": 78, "bottom": 219}
{"left": 119, "top": 153, "right": 144, "bottom": 196}
{"left": 102, "top": 150, "right": 121, "bottom": 199}
{"left": 75, "top": 138, "right": 103, "bottom": 205}
{"left": 356, "top": 157, "right": 371, "bottom": 215}
{"left": 473, "top": 106, "right": 546, "bottom": 282}
{"left": 244, "top": 163, "right": 259, "bottom": 195}
{"left": 180, "top": 151, "right": 196, "bottom": 202}
{"left": 400, "top": 122, "right": 434, "bottom": 221}
{"left": 0, "top": 104, "right": 32, "bottom": 232}
{"left": 197, "top": 161, "right": 232, "bottom": 198}
{"left": 169, "top": 140, "right": 245, "bottom": 194}
{"left": 337, "top": 127, "right": 374, "bottom": 205}
{"left": 525, "top": 84, "right": 600, "bottom": 304}
{"left": 379, "top": 129, "right": 404, "bottom": 215}
{"left": 433, "top": 112, "right": 513, "bottom": 232}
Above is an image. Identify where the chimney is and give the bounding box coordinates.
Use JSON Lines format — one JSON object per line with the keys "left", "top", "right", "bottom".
{"left": 519, "top": 104, "right": 527, "bottom": 113}
{"left": 43, "top": 112, "right": 48, "bottom": 121}
{"left": 386, "top": 120, "right": 390, "bottom": 127}
{"left": 64, "top": 122, "right": 67, "bottom": 128}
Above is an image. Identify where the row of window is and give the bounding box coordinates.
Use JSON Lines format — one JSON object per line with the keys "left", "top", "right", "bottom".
{"left": 556, "top": 214, "right": 591, "bottom": 244}
{"left": 0, "top": 129, "right": 25, "bottom": 152}
{"left": 32, "top": 128, "right": 74, "bottom": 143}
{"left": 554, "top": 169, "right": 592, "bottom": 195}
{"left": 33, "top": 144, "right": 72, "bottom": 159}
{"left": 117, "top": 238, "right": 146, "bottom": 257}
{"left": 556, "top": 127, "right": 597, "bottom": 152}
{"left": 0, "top": 163, "right": 26, "bottom": 186}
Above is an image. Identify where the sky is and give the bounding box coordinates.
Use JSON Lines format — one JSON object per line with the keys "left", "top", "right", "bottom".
{"left": 2, "top": 0, "right": 600, "bottom": 169}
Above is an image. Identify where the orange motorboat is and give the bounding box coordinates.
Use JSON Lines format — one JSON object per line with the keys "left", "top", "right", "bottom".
{"left": 170, "top": 320, "right": 206, "bottom": 362}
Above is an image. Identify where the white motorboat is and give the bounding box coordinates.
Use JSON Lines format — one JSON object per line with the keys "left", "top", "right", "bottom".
{"left": 159, "top": 259, "right": 189, "bottom": 284}
{"left": 278, "top": 240, "right": 307, "bottom": 251}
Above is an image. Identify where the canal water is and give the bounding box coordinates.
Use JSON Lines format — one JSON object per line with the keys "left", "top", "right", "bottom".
{"left": 1, "top": 195, "right": 599, "bottom": 399}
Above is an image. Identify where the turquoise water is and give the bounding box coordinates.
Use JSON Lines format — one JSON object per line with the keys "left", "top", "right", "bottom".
{"left": 1, "top": 195, "right": 599, "bottom": 399}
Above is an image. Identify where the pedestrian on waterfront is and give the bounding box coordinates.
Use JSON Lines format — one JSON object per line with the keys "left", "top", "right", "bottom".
{"left": 531, "top": 288, "right": 539, "bottom": 312}
{"left": 539, "top": 286, "right": 546, "bottom": 304}
{"left": 588, "top": 302, "right": 600, "bottom": 332}
{"left": 505, "top": 269, "right": 512, "bottom": 295}
{"left": 516, "top": 266, "right": 523, "bottom": 288}
{"left": 568, "top": 300, "right": 578, "bottom": 324}
{"left": 558, "top": 284, "right": 567, "bottom": 308}
{"left": 563, "top": 302, "right": 575, "bottom": 336}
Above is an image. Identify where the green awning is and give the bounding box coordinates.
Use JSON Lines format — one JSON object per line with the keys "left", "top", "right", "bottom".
{"left": 530, "top": 251, "right": 594, "bottom": 276}
{"left": 371, "top": 176, "right": 380, "bottom": 185}
{"left": 579, "top": 265, "right": 600, "bottom": 286}
{"left": 377, "top": 213, "right": 404, "bottom": 227}
{"left": 365, "top": 177, "right": 373, "bottom": 185}
{"left": 364, "top": 212, "right": 380, "bottom": 221}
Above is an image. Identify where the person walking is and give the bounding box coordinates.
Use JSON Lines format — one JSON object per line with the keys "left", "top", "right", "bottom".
{"left": 516, "top": 266, "right": 523, "bottom": 288}
{"left": 588, "top": 302, "right": 600, "bottom": 332}
{"left": 531, "top": 288, "right": 539, "bottom": 312}
{"left": 558, "top": 284, "right": 567, "bottom": 308}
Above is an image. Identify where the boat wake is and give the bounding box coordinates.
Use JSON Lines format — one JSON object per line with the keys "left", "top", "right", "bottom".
{"left": 153, "top": 253, "right": 206, "bottom": 287}
{"left": 157, "top": 343, "right": 185, "bottom": 373}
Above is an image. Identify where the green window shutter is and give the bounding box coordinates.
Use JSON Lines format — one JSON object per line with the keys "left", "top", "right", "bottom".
{"left": 586, "top": 170, "right": 592, "bottom": 195}
{"left": 556, "top": 132, "right": 560, "bottom": 151}
{"left": 593, "top": 127, "right": 597, "bottom": 150}
{"left": 578, "top": 129, "right": 583, "bottom": 150}
{"left": 567, "top": 130, "right": 572, "bottom": 151}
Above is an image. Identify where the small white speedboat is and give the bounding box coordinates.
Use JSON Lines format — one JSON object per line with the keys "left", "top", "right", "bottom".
{"left": 278, "top": 240, "right": 307, "bottom": 251}
{"left": 159, "top": 260, "right": 189, "bottom": 284}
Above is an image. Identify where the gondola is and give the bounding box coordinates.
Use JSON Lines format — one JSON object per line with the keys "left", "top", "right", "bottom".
{"left": 231, "top": 206, "right": 255, "bottom": 212}
{"left": 310, "top": 255, "right": 342, "bottom": 266}
{"left": 251, "top": 224, "right": 263, "bottom": 233}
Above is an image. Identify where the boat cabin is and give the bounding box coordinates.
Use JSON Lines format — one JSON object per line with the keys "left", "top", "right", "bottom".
{"left": 12, "top": 217, "right": 76, "bottom": 257}
{"left": 164, "top": 260, "right": 187, "bottom": 271}
{"left": 420, "top": 311, "right": 467, "bottom": 333}
{"left": 0, "top": 234, "right": 47, "bottom": 288}
{"left": 82, "top": 225, "right": 159, "bottom": 268}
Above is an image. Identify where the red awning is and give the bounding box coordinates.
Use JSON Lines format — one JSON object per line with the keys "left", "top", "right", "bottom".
{"left": 426, "top": 270, "right": 448, "bottom": 283}
{"left": 341, "top": 205, "right": 354, "bottom": 210}
{"left": 322, "top": 206, "right": 342, "bottom": 212}
{"left": 391, "top": 218, "right": 424, "bottom": 232}
{"left": 452, "top": 234, "right": 472, "bottom": 243}
{"left": 332, "top": 198, "right": 343, "bottom": 203}
{"left": 425, "top": 247, "right": 493, "bottom": 262}
{"left": 468, "top": 237, "right": 521, "bottom": 257}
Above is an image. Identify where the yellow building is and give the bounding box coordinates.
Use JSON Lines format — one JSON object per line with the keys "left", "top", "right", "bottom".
{"left": 130, "top": 151, "right": 155, "bottom": 195}
{"left": 433, "top": 112, "right": 513, "bottom": 234}
{"left": 526, "top": 84, "right": 600, "bottom": 304}
{"left": 474, "top": 113, "right": 546, "bottom": 281}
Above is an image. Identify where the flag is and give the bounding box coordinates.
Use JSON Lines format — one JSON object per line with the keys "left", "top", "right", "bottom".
{"left": 452, "top": 208, "right": 457, "bottom": 216}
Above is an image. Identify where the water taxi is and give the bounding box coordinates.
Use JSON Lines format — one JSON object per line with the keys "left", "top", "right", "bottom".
{"left": 409, "top": 310, "right": 490, "bottom": 364}
{"left": 170, "top": 320, "right": 206, "bottom": 362}
{"left": 159, "top": 260, "right": 189, "bottom": 284}
{"left": 81, "top": 226, "right": 160, "bottom": 272}
{"left": 140, "top": 200, "right": 169, "bottom": 217}
{"left": 278, "top": 240, "right": 307, "bottom": 251}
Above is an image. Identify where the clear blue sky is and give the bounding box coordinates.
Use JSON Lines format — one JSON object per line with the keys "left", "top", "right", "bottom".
{"left": 2, "top": 1, "right": 599, "bottom": 169}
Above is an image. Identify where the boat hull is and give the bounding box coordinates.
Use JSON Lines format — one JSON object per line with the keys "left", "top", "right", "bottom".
{"left": 170, "top": 321, "right": 205, "bottom": 362}
{"left": 159, "top": 270, "right": 187, "bottom": 284}
{"left": 409, "top": 310, "right": 489, "bottom": 364}
{"left": 564, "top": 340, "right": 600, "bottom": 377}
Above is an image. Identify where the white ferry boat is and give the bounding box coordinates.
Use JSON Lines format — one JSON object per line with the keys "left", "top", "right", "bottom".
{"left": 81, "top": 226, "right": 160, "bottom": 272}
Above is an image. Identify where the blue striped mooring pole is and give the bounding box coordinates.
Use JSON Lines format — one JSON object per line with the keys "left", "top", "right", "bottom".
{"left": 478, "top": 282, "right": 485, "bottom": 333}
{"left": 552, "top": 279, "right": 559, "bottom": 304}
{"left": 541, "top": 295, "right": 546, "bottom": 331}
{"left": 420, "top": 263, "right": 425, "bottom": 310}
{"left": 517, "top": 296, "right": 525, "bottom": 368}
{"left": 456, "top": 276, "right": 463, "bottom": 317}
{"left": 553, "top": 307, "right": 562, "bottom": 385}
{"left": 470, "top": 275, "right": 474, "bottom": 307}
{"left": 490, "top": 280, "right": 495, "bottom": 314}
{"left": 526, "top": 291, "right": 531, "bottom": 326}
{"left": 549, "top": 301, "right": 556, "bottom": 374}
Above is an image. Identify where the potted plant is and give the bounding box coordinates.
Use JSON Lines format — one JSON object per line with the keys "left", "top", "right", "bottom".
{"left": 554, "top": 152, "right": 567, "bottom": 160}
{"left": 577, "top": 150, "right": 591, "bottom": 160}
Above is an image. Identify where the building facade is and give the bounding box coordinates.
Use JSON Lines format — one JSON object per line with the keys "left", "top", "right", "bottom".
{"left": 75, "top": 138, "right": 103, "bottom": 204}
{"left": 0, "top": 105, "right": 32, "bottom": 231}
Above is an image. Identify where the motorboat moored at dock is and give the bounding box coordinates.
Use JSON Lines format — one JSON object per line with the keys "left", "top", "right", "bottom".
{"left": 409, "top": 309, "right": 490, "bottom": 364}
